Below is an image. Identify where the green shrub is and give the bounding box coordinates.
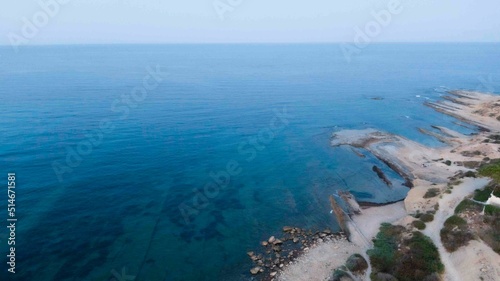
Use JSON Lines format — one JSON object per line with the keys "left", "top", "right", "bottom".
{"left": 455, "top": 199, "right": 481, "bottom": 214}
{"left": 370, "top": 272, "right": 398, "bottom": 281}
{"left": 369, "top": 224, "right": 444, "bottom": 281}
{"left": 444, "top": 215, "right": 467, "bottom": 226}
{"left": 474, "top": 187, "right": 494, "bottom": 202}
{"left": 392, "top": 232, "right": 444, "bottom": 280}
{"left": 479, "top": 160, "right": 500, "bottom": 183}
{"left": 485, "top": 205, "right": 500, "bottom": 216}
{"left": 494, "top": 188, "right": 500, "bottom": 197}
{"left": 423, "top": 188, "right": 440, "bottom": 199}
{"left": 413, "top": 220, "right": 426, "bottom": 230}
{"left": 441, "top": 215, "right": 473, "bottom": 252}
{"left": 367, "top": 223, "right": 401, "bottom": 273}
{"left": 420, "top": 214, "right": 434, "bottom": 223}
{"left": 464, "top": 171, "right": 476, "bottom": 178}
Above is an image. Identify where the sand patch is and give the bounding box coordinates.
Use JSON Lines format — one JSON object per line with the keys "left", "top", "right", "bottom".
{"left": 276, "top": 237, "right": 362, "bottom": 281}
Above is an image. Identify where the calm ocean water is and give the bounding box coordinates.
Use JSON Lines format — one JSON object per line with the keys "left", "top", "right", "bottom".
{"left": 0, "top": 43, "right": 499, "bottom": 281}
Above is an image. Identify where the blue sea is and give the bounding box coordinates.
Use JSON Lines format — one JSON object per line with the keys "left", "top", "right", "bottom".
{"left": 0, "top": 43, "right": 499, "bottom": 281}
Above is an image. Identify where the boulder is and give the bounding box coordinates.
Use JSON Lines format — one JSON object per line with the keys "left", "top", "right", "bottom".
{"left": 345, "top": 254, "right": 368, "bottom": 274}
{"left": 250, "top": 267, "right": 262, "bottom": 275}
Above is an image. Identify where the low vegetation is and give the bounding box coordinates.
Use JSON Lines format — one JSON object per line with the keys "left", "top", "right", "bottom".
{"left": 368, "top": 223, "right": 443, "bottom": 281}
{"left": 461, "top": 150, "right": 482, "bottom": 157}
{"left": 463, "top": 171, "right": 476, "bottom": 178}
{"left": 329, "top": 254, "right": 369, "bottom": 281}
{"left": 329, "top": 266, "right": 353, "bottom": 281}
{"left": 473, "top": 182, "right": 499, "bottom": 202}
{"left": 481, "top": 209, "right": 500, "bottom": 253}
{"left": 345, "top": 253, "right": 368, "bottom": 275}
{"left": 420, "top": 213, "right": 434, "bottom": 223}
{"left": 454, "top": 199, "right": 481, "bottom": 214}
{"left": 478, "top": 159, "right": 500, "bottom": 183}
{"left": 485, "top": 205, "right": 500, "bottom": 215}
{"left": 486, "top": 134, "right": 500, "bottom": 143}
{"left": 440, "top": 215, "right": 474, "bottom": 252}
{"left": 453, "top": 194, "right": 500, "bottom": 254}
{"left": 423, "top": 188, "right": 440, "bottom": 199}
{"left": 412, "top": 220, "right": 426, "bottom": 230}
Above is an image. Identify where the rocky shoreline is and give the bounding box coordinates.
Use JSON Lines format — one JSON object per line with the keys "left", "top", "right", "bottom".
{"left": 247, "top": 227, "right": 344, "bottom": 280}
{"left": 246, "top": 90, "right": 500, "bottom": 281}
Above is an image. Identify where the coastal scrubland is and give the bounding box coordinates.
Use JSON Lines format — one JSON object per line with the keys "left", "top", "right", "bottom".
{"left": 368, "top": 223, "right": 443, "bottom": 281}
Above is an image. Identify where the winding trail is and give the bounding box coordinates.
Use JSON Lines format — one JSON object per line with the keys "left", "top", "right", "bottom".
{"left": 422, "top": 178, "right": 490, "bottom": 281}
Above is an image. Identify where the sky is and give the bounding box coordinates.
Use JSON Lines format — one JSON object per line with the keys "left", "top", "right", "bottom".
{"left": 1, "top": 0, "right": 499, "bottom": 45}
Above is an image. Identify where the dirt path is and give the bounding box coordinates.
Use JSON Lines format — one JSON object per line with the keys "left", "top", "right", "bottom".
{"left": 423, "top": 178, "right": 490, "bottom": 281}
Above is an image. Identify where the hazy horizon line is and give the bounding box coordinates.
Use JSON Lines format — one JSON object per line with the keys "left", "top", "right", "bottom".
{"left": 1, "top": 41, "right": 500, "bottom": 47}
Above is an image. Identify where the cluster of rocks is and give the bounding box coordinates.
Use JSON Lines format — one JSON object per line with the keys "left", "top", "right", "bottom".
{"left": 248, "top": 226, "right": 341, "bottom": 280}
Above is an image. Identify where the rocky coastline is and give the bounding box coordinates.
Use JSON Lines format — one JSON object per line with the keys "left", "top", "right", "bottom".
{"left": 246, "top": 90, "right": 500, "bottom": 281}
{"left": 247, "top": 227, "right": 345, "bottom": 280}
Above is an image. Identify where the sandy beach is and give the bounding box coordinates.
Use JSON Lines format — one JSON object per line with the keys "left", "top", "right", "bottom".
{"left": 277, "top": 237, "right": 363, "bottom": 281}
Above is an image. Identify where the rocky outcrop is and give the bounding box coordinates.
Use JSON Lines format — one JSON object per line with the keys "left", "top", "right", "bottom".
{"left": 372, "top": 165, "right": 393, "bottom": 186}
{"left": 247, "top": 227, "right": 343, "bottom": 280}
{"left": 345, "top": 253, "right": 368, "bottom": 275}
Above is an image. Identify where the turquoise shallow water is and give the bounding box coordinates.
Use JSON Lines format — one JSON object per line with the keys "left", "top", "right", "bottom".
{"left": 0, "top": 43, "right": 499, "bottom": 280}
